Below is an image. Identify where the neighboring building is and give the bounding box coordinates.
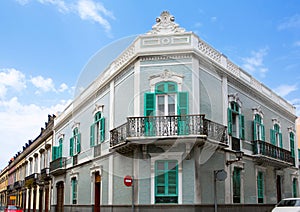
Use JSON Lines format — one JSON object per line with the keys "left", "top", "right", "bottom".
{"left": 0, "top": 166, "right": 8, "bottom": 207}
{"left": 50, "top": 11, "right": 298, "bottom": 212}
{"left": 4, "top": 114, "right": 54, "bottom": 211}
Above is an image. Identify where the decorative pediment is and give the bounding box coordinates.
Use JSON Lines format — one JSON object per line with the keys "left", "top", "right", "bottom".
{"left": 93, "top": 104, "right": 104, "bottom": 116}
{"left": 149, "top": 69, "right": 184, "bottom": 92}
{"left": 147, "top": 11, "right": 186, "bottom": 35}
{"left": 228, "top": 93, "right": 242, "bottom": 107}
{"left": 252, "top": 105, "right": 264, "bottom": 118}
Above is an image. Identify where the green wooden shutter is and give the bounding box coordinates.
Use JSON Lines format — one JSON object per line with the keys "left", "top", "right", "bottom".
{"left": 279, "top": 133, "right": 283, "bottom": 148}
{"left": 70, "top": 137, "right": 74, "bottom": 156}
{"left": 77, "top": 133, "right": 81, "bottom": 153}
{"left": 52, "top": 146, "right": 57, "bottom": 160}
{"left": 261, "top": 125, "right": 265, "bottom": 141}
{"left": 227, "top": 108, "right": 233, "bottom": 135}
{"left": 293, "top": 178, "right": 298, "bottom": 197}
{"left": 178, "top": 92, "right": 188, "bottom": 115}
{"left": 100, "top": 117, "right": 105, "bottom": 142}
{"left": 239, "top": 114, "right": 245, "bottom": 140}
{"left": 144, "top": 93, "right": 155, "bottom": 116}
{"left": 270, "top": 129, "right": 276, "bottom": 145}
{"left": 253, "top": 120, "right": 257, "bottom": 141}
{"left": 290, "top": 133, "right": 295, "bottom": 158}
{"left": 233, "top": 167, "right": 241, "bottom": 203}
{"left": 90, "top": 124, "right": 95, "bottom": 147}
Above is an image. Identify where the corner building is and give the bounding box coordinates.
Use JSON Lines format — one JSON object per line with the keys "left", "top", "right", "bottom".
{"left": 50, "top": 11, "right": 299, "bottom": 211}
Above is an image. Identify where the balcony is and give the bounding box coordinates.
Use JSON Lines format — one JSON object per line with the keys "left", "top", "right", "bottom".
{"left": 25, "top": 173, "right": 39, "bottom": 187}
{"left": 252, "top": 140, "right": 294, "bottom": 167}
{"left": 40, "top": 167, "right": 51, "bottom": 181}
{"left": 110, "top": 114, "right": 227, "bottom": 153}
{"left": 50, "top": 157, "right": 66, "bottom": 176}
{"left": 13, "top": 180, "right": 24, "bottom": 189}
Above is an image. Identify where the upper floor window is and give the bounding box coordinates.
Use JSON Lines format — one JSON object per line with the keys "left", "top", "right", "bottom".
{"left": 70, "top": 127, "right": 81, "bottom": 156}
{"left": 52, "top": 138, "right": 63, "bottom": 160}
{"left": 270, "top": 123, "right": 282, "bottom": 147}
{"left": 228, "top": 101, "right": 245, "bottom": 139}
{"left": 144, "top": 81, "right": 188, "bottom": 117}
{"left": 90, "top": 111, "right": 105, "bottom": 147}
{"left": 253, "top": 114, "right": 265, "bottom": 141}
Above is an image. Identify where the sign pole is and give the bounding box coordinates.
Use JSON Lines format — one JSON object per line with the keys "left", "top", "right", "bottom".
{"left": 132, "top": 176, "right": 134, "bottom": 212}
{"left": 214, "top": 171, "right": 217, "bottom": 212}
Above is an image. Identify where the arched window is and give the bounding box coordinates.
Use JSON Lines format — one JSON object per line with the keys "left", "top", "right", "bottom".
{"left": 70, "top": 127, "right": 81, "bottom": 156}
{"left": 270, "top": 124, "right": 282, "bottom": 147}
{"left": 253, "top": 114, "right": 265, "bottom": 141}
{"left": 90, "top": 111, "right": 105, "bottom": 147}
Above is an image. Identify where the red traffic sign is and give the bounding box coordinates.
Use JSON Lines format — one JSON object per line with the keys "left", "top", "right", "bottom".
{"left": 124, "top": 175, "right": 133, "bottom": 187}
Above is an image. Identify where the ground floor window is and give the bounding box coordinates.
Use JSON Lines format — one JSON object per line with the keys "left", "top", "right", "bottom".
{"left": 233, "top": 167, "right": 241, "bottom": 203}
{"left": 293, "top": 178, "right": 298, "bottom": 198}
{"left": 71, "top": 178, "right": 78, "bottom": 204}
{"left": 155, "top": 160, "right": 178, "bottom": 203}
{"left": 257, "top": 171, "right": 264, "bottom": 203}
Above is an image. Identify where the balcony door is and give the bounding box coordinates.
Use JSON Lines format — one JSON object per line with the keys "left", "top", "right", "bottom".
{"left": 94, "top": 172, "right": 101, "bottom": 212}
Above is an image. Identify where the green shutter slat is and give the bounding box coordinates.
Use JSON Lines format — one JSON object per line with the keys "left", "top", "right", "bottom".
{"left": 291, "top": 133, "right": 295, "bottom": 158}
{"left": 144, "top": 93, "right": 155, "bottom": 116}
{"left": 239, "top": 114, "right": 245, "bottom": 140}
{"left": 227, "top": 108, "right": 233, "bottom": 135}
{"left": 52, "top": 146, "right": 57, "bottom": 161}
{"left": 90, "top": 124, "right": 95, "bottom": 147}
{"left": 70, "top": 137, "right": 74, "bottom": 156}
{"left": 100, "top": 117, "right": 105, "bottom": 142}
{"left": 77, "top": 133, "right": 81, "bottom": 153}
{"left": 178, "top": 92, "right": 188, "bottom": 115}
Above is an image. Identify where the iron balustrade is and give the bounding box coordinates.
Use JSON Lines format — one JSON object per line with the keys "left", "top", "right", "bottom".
{"left": 50, "top": 157, "right": 66, "bottom": 172}
{"left": 110, "top": 114, "right": 227, "bottom": 148}
{"left": 252, "top": 140, "right": 294, "bottom": 164}
{"left": 25, "top": 173, "right": 38, "bottom": 181}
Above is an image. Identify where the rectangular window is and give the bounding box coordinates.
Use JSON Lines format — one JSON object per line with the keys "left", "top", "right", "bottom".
{"left": 155, "top": 160, "right": 178, "bottom": 204}
{"left": 71, "top": 178, "right": 77, "bottom": 204}
{"left": 90, "top": 114, "right": 105, "bottom": 147}
{"left": 70, "top": 131, "right": 81, "bottom": 156}
{"left": 257, "top": 172, "right": 264, "bottom": 203}
{"left": 293, "top": 178, "right": 298, "bottom": 198}
{"left": 233, "top": 167, "right": 241, "bottom": 203}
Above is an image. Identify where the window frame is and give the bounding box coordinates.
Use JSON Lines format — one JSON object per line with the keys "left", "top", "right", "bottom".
{"left": 90, "top": 111, "right": 105, "bottom": 147}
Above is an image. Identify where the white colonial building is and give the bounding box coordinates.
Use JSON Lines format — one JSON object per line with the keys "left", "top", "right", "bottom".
{"left": 49, "top": 11, "right": 299, "bottom": 212}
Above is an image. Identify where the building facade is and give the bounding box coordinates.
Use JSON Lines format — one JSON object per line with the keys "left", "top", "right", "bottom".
{"left": 3, "top": 115, "right": 54, "bottom": 212}
{"left": 49, "top": 11, "right": 299, "bottom": 212}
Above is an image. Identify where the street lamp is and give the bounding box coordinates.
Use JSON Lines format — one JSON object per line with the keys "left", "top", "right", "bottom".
{"left": 226, "top": 151, "right": 243, "bottom": 166}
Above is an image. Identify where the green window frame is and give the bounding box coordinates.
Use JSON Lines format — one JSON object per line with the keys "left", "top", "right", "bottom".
{"left": 71, "top": 177, "right": 78, "bottom": 204}
{"left": 70, "top": 127, "right": 81, "bottom": 156}
{"left": 257, "top": 171, "right": 264, "bottom": 203}
{"left": 293, "top": 178, "right": 298, "bottom": 198}
{"left": 155, "top": 160, "right": 178, "bottom": 204}
{"left": 90, "top": 111, "right": 105, "bottom": 147}
{"left": 253, "top": 114, "right": 265, "bottom": 141}
{"left": 144, "top": 81, "right": 189, "bottom": 136}
{"left": 228, "top": 102, "right": 244, "bottom": 139}
{"left": 233, "top": 167, "right": 241, "bottom": 203}
{"left": 270, "top": 124, "right": 282, "bottom": 147}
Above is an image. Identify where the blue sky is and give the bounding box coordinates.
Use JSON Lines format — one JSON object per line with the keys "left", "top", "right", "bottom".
{"left": 0, "top": 0, "right": 300, "bottom": 169}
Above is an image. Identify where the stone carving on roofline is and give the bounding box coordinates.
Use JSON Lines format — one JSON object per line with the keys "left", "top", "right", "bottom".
{"left": 147, "top": 11, "right": 186, "bottom": 35}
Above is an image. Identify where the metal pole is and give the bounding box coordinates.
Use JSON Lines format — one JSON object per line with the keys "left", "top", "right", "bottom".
{"left": 132, "top": 177, "right": 134, "bottom": 212}
{"left": 214, "top": 171, "right": 217, "bottom": 212}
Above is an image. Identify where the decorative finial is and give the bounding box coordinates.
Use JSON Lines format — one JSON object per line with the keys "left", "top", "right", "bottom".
{"left": 147, "top": 11, "right": 185, "bottom": 35}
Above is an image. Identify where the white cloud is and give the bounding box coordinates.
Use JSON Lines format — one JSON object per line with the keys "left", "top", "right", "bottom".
{"left": 278, "top": 14, "right": 300, "bottom": 30}
{"left": 274, "top": 84, "right": 298, "bottom": 97}
{"left": 0, "top": 68, "right": 26, "bottom": 98}
{"left": 211, "top": 17, "right": 217, "bottom": 22}
{"left": 30, "top": 75, "right": 55, "bottom": 92}
{"left": 294, "top": 41, "right": 300, "bottom": 47}
{"left": 0, "top": 97, "right": 72, "bottom": 169}
{"left": 242, "top": 48, "right": 269, "bottom": 78}
{"left": 58, "top": 83, "right": 68, "bottom": 92}
{"left": 289, "top": 98, "right": 300, "bottom": 116}
{"left": 15, "top": 0, "right": 114, "bottom": 34}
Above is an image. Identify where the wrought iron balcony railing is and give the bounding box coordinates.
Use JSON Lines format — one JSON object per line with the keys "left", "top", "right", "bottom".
{"left": 50, "top": 157, "right": 66, "bottom": 174}
{"left": 25, "top": 173, "right": 38, "bottom": 181}
{"left": 252, "top": 140, "right": 294, "bottom": 165}
{"left": 110, "top": 114, "right": 227, "bottom": 148}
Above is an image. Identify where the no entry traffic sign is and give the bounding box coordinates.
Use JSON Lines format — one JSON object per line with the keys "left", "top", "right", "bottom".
{"left": 124, "top": 175, "right": 133, "bottom": 187}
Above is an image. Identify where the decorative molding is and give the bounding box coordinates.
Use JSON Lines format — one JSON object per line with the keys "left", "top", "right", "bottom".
{"left": 147, "top": 11, "right": 185, "bottom": 35}
{"left": 252, "top": 105, "right": 264, "bottom": 119}
{"left": 93, "top": 104, "right": 104, "bottom": 116}
{"left": 71, "top": 122, "right": 80, "bottom": 131}
{"left": 149, "top": 69, "right": 184, "bottom": 92}
{"left": 141, "top": 54, "right": 192, "bottom": 62}
{"left": 272, "top": 118, "right": 281, "bottom": 127}
{"left": 228, "top": 93, "right": 242, "bottom": 107}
